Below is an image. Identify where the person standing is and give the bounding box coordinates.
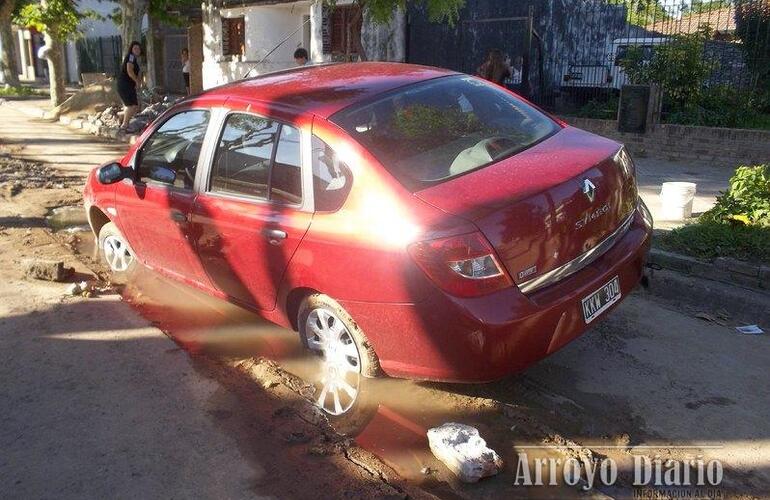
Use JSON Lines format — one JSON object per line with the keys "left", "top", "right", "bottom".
{"left": 181, "top": 48, "right": 191, "bottom": 95}
{"left": 117, "top": 41, "right": 142, "bottom": 133}
{"left": 477, "top": 49, "right": 511, "bottom": 86}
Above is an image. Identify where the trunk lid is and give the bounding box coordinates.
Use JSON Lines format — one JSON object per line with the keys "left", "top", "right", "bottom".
{"left": 413, "top": 127, "right": 638, "bottom": 290}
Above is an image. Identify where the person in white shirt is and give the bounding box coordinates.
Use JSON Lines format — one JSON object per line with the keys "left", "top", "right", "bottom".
{"left": 181, "top": 48, "right": 191, "bottom": 95}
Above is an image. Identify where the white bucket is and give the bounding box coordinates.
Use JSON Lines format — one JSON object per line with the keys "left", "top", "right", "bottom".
{"left": 660, "top": 182, "right": 697, "bottom": 220}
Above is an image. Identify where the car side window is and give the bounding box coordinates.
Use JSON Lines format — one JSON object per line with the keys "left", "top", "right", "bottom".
{"left": 311, "top": 136, "right": 351, "bottom": 212}
{"left": 210, "top": 114, "right": 278, "bottom": 200}
{"left": 271, "top": 125, "right": 302, "bottom": 204}
{"left": 210, "top": 113, "right": 302, "bottom": 205}
{"left": 137, "top": 110, "right": 210, "bottom": 190}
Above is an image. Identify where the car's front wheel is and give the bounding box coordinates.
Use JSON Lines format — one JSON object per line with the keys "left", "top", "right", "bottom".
{"left": 298, "top": 294, "right": 380, "bottom": 417}
{"left": 98, "top": 222, "right": 136, "bottom": 276}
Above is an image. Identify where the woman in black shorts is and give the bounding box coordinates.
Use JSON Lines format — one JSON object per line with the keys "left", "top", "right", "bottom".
{"left": 117, "top": 41, "right": 142, "bottom": 132}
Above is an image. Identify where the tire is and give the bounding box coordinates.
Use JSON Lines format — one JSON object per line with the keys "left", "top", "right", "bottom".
{"left": 297, "top": 293, "right": 381, "bottom": 417}
{"left": 98, "top": 222, "right": 136, "bottom": 277}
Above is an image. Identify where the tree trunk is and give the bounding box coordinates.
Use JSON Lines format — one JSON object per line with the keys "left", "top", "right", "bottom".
{"left": 351, "top": 3, "right": 367, "bottom": 61}
{"left": 145, "top": 14, "right": 156, "bottom": 89}
{"left": 0, "top": 0, "right": 20, "bottom": 87}
{"left": 45, "top": 34, "right": 66, "bottom": 107}
{"left": 121, "top": 0, "right": 148, "bottom": 56}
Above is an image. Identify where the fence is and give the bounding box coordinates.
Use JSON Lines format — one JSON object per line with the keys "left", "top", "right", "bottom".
{"left": 407, "top": 0, "right": 770, "bottom": 129}
{"left": 76, "top": 35, "right": 122, "bottom": 77}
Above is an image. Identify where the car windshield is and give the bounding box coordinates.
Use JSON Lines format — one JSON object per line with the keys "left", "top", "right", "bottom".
{"left": 330, "top": 75, "right": 560, "bottom": 191}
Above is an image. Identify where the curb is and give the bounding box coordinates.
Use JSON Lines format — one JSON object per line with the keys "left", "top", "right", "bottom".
{"left": 649, "top": 247, "right": 769, "bottom": 291}
{"left": 644, "top": 268, "right": 770, "bottom": 328}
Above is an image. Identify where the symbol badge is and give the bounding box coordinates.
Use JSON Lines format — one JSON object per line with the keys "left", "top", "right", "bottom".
{"left": 582, "top": 179, "right": 596, "bottom": 203}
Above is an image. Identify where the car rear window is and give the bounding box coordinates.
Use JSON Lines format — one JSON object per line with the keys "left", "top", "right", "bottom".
{"left": 330, "top": 75, "right": 560, "bottom": 191}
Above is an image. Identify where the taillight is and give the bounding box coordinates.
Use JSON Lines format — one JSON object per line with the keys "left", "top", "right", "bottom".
{"left": 407, "top": 232, "right": 512, "bottom": 298}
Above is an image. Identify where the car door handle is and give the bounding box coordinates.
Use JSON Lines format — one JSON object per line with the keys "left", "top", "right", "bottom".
{"left": 263, "top": 229, "right": 287, "bottom": 245}
{"left": 170, "top": 210, "right": 187, "bottom": 223}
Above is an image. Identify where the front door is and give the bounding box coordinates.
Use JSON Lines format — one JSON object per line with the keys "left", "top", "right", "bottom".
{"left": 190, "top": 112, "right": 312, "bottom": 310}
{"left": 115, "top": 109, "right": 213, "bottom": 287}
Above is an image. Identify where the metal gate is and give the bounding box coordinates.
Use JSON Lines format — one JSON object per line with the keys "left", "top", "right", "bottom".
{"left": 163, "top": 34, "right": 187, "bottom": 94}
{"left": 407, "top": 5, "right": 540, "bottom": 98}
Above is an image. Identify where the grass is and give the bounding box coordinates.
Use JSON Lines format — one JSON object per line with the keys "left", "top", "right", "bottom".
{"left": 656, "top": 221, "right": 770, "bottom": 265}
{"left": 0, "top": 85, "right": 47, "bottom": 97}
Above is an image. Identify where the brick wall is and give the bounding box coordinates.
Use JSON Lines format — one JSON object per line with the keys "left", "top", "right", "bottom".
{"left": 562, "top": 117, "right": 770, "bottom": 166}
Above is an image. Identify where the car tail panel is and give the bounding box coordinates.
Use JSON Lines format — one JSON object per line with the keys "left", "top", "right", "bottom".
{"left": 413, "top": 127, "right": 638, "bottom": 291}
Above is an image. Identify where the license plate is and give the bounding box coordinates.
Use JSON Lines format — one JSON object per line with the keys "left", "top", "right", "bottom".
{"left": 581, "top": 276, "right": 621, "bottom": 324}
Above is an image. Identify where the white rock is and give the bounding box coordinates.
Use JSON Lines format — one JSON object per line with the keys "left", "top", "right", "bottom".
{"left": 427, "top": 423, "right": 503, "bottom": 483}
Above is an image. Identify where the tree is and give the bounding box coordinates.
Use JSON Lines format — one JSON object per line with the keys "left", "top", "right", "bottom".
{"left": 326, "top": 0, "right": 465, "bottom": 61}
{"left": 16, "top": 0, "right": 82, "bottom": 106}
{"left": 682, "top": 0, "right": 732, "bottom": 15}
{"left": 735, "top": 0, "right": 770, "bottom": 91}
{"left": 619, "top": 26, "right": 715, "bottom": 108}
{"left": 0, "top": 0, "right": 21, "bottom": 87}
{"left": 608, "top": 0, "right": 670, "bottom": 26}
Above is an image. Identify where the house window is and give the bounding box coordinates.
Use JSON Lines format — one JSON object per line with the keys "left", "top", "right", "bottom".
{"left": 322, "top": 5, "right": 361, "bottom": 59}
{"left": 222, "top": 17, "right": 245, "bottom": 57}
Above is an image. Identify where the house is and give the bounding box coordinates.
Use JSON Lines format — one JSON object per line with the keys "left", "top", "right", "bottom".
{"left": 647, "top": 7, "right": 737, "bottom": 40}
{"left": 198, "top": 0, "right": 405, "bottom": 89}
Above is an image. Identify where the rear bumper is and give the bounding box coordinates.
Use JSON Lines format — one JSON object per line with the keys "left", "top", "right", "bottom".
{"left": 340, "top": 202, "right": 653, "bottom": 382}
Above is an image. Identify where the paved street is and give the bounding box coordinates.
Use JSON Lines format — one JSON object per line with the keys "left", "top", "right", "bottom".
{"left": 1, "top": 98, "right": 768, "bottom": 498}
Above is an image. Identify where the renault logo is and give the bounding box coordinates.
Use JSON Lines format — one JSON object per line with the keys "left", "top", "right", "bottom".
{"left": 582, "top": 179, "right": 596, "bottom": 203}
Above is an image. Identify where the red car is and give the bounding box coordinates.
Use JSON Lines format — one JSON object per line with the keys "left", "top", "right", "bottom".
{"left": 84, "top": 63, "right": 652, "bottom": 416}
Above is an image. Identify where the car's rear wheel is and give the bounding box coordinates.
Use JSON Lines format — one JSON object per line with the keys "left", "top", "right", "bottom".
{"left": 298, "top": 294, "right": 380, "bottom": 417}
{"left": 98, "top": 222, "right": 136, "bottom": 276}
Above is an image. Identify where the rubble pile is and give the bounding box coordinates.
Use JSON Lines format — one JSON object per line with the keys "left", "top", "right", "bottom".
{"left": 87, "top": 105, "right": 122, "bottom": 130}
{"left": 127, "top": 96, "right": 180, "bottom": 132}
{"left": 76, "top": 95, "right": 180, "bottom": 136}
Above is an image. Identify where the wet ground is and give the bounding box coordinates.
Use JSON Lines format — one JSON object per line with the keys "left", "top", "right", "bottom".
{"left": 45, "top": 203, "right": 770, "bottom": 499}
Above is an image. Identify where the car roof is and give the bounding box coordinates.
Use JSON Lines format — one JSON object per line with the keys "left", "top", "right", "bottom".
{"left": 199, "top": 62, "right": 458, "bottom": 119}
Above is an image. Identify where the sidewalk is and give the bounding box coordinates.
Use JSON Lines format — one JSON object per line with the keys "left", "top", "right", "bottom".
{"left": 635, "top": 156, "right": 731, "bottom": 230}
{"left": 0, "top": 99, "right": 126, "bottom": 176}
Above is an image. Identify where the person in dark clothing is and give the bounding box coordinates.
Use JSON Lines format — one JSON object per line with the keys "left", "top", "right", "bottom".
{"left": 477, "top": 48, "right": 512, "bottom": 86}
{"left": 294, "top": 47, "right": 308, "bottom": 66}
{"left": 117, "top": 41, "right": 142, "bottom": 132}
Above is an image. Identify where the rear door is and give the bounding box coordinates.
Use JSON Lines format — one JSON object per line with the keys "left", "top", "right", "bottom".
{"left": 190, "top": 110, "right": 313, "bottom": 310}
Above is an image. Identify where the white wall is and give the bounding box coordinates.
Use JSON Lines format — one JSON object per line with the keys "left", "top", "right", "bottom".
{"left": 202, "top": 1, "right": 312, "bottom": 89}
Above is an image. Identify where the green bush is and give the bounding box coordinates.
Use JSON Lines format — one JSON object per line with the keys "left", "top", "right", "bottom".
{"left": 664, "top": 86, "right": 770, "bottom": 130}
{"left": 658, "top": 221, "right": 770, "bottom": 262}
{"left": 657, "top": 164, "right": 770, "bottom": 263}
{"left": 619, "top": 27, "right": 714, "bottom": 107}
{"left": 576, "top": 98, "right": 619, "bottom": 120}
{"left": 701, "top": 164, "right": 770, "bottom": 226}
{"left": 0, "top": 86, "right": 43, "bottom": 97}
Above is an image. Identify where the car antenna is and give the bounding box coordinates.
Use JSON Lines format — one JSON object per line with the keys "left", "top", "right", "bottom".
{"left": 242, "top": 17, "right": 312, "bottom": 80}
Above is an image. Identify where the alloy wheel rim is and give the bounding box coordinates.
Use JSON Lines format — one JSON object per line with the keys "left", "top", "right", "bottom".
{"left": 305, "top": 308, "right": 361, "bottom": 416}
{"left": 103, "top": 235, "right": 133, "bottom": 272}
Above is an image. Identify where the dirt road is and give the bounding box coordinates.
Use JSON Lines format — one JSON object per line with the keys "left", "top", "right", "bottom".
{"left": 0, "top": 102, "right": 424, "bottom": 499}
{"left": 1, "top": 99, "right": 768, "bottom": 499}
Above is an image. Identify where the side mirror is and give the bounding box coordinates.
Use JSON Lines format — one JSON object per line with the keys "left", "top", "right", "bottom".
{"left": 147, "top": 166, "right": 176, "bottom": 185}
{"left": 97, "top": 162, "right": 127, "bottom": 184}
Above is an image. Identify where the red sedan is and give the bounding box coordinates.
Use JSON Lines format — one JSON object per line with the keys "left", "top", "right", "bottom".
{"left": 83, "top": 63, "right": 652, "bottom": 416}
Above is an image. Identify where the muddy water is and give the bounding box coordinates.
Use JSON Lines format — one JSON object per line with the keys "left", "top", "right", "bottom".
{"left": 46, "top": 207, "right": 602, "bottom": 498}
{"left": 46, "top": 205, "right": 97, "bottom": 257}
